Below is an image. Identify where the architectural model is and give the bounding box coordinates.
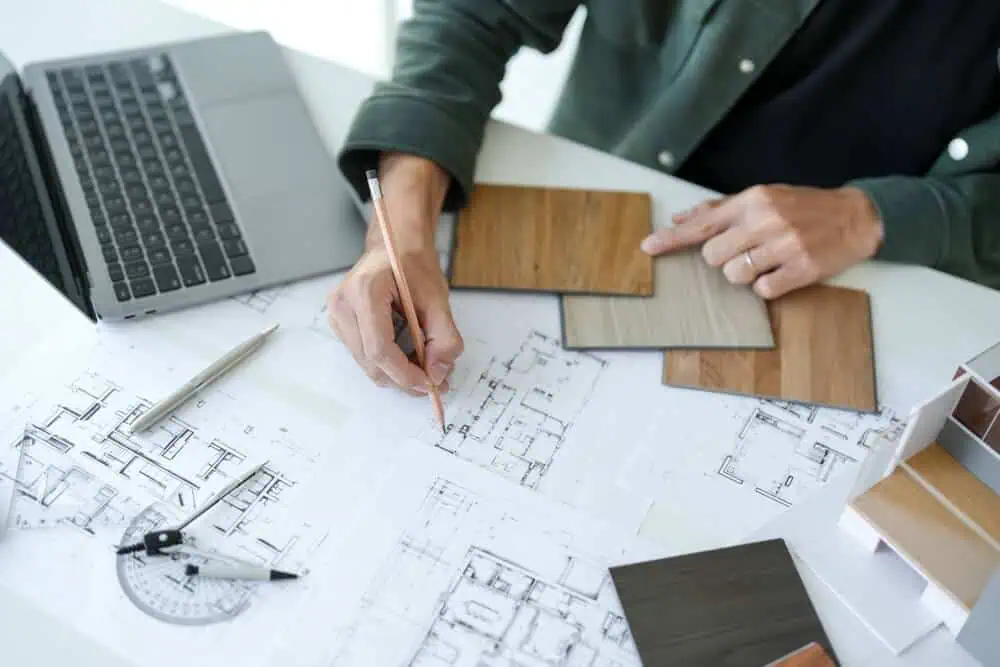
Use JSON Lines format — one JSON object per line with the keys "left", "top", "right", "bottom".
{"left": 839, "top": 341, "right": 1000, "bottom": 664}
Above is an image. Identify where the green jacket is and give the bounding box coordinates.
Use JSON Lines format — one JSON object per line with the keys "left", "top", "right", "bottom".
{"left": 338, "top": 0, "right": 1000, "bottom": 289}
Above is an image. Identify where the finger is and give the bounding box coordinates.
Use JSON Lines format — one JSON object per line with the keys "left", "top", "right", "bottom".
{"left": 642, "top": 200, "right": 736, "bottom": 255}
{"left": 328, "top": 303, "right": 393, "bottom": 387}
{"left": 671, "top": 197, "right": 723, "bottom": 225}
{"left": 721, "top": 243, "right": 778, "bottom": 285}
{"left": 407, "top": 350, "right": 451, "bottom": 393}
{"left": 419, "top": 301, "right": 464, "bottom": 386}
{"left": 356, "top": 294, "right": 430, "bottom": 393}
{"left": 753, "top": 262, "right": 810, "bottom": 300}
{"left": 701, "top": 214, "right": 769, "bottom": 268}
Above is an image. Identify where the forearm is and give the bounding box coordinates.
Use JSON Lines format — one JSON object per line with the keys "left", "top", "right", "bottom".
{"left": 338, "top": 0, "right": 581, "bottom": 212}
{"left": 850, "top": 172, "right": 1000, "bottom": 289}
{"left": 365, "top": 152, "right": 450, "bottom": 251}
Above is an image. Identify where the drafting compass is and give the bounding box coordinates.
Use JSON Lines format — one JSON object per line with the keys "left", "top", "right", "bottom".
{"left": 115, "top": 460, "right": 269, "bottom": 558}
{"left": 114, "top": 461, "right": 269, "bottom": 625}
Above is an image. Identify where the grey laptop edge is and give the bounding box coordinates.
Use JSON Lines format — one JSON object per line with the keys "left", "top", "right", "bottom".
{"left": 0, "top": 30, "right": 366, "bottom": 322}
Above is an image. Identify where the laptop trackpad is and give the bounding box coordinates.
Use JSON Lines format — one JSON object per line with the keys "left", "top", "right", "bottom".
{"left": 197, "top": 94, "right": 366, "bottom": 275}
{"left": 199, "top": 93, "right": 335, "bottom": 197}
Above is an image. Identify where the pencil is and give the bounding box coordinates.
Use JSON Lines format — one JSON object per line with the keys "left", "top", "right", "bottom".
{"left": 365, "top": 169, "right": 446, "bottom": 432}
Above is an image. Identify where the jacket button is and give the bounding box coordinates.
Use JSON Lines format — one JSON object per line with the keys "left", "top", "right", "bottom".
{"left": 948, "top": 138, "right": 969, "bottom": 160}
{"left": 739, "top": 58, "right": 755, "bottom": 73}
{"left": 657, "top": 150, "right": 675, "bottom": 168}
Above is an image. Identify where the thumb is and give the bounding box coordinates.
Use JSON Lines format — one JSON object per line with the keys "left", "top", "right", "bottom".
{"left": 420, "top": 303, "right": 464, "bottom": 385}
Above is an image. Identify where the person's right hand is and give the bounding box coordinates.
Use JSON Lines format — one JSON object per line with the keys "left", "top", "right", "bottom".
{"left": 326, "top": 153, "right": 464, "bottom": 396}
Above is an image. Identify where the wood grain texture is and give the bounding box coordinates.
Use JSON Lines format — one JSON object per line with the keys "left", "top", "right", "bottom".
{"left": 851, "top": 466, "right": 1000, "bottom": 610}
{"left": 663, "top": 284, "right": 876, "bottom": 412}
{"left": 610, "top": 539, "right": 837, "bottom": 667}
{"left": 904, "top": 443, "right": 1000, "bottom": 547}
{"left": 766, "top": 642, "right": 836, "bottom": 666}
{"left": 561, "top": 247, "right": 775, "bottom": 349}
{"left": 448, "top": 183, "right": 654, "bottom": 295}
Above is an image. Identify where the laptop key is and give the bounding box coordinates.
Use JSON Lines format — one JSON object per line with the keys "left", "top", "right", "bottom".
{"left": 115, "top": 230, "right": 139, "bottom": 247}
{"left": 129, "top": 277, "right": 156, "bottom": 298}
{"left": 161, "top": 208, "right": 182, "bottom": 225}
{"left": 222, "top": 239, "right": 247, "bottom": 258}
{"left": 109, "top": 213, "right": 132, "bottom": 230}
{"left": 136, "top": 215, "right": 160, "bottom": 234}
{"left": 198, "top": 243, "right": 230, "bottom": 282}
{"left": 193, "top": 228, "right": 215, "bottom": 245}
{"left": 176, "top": 256, "right": 205, "bottom": 286}
{"left": 113, "top": 281, "right": 131, "bottom": 302}
{"left": 209, "top": 202, "right": 234, "bottom": 223}
{"left": 154, "top": 192, "right": 174, "bottom": 208}
{"left": 171, "top": 239, "right": 195, "bottom": 256}
{"left": 153, "top": 265, "right": 181, "bottom": 292}
{"left": 126, "top": 184, "right": 150, "bottom": 201}
{"left": 132, "top": 199, "right": 154, "bottom": 216}
{"left": 121, "top": 246, "right": 143, "bottom": 263}
{"left": 229, "top": 256, "right": 255, "bottom": 276}
{"left": 181, "top": 196, "right": 202, "bottom": 213}
{"left": 102, "top": 246, "right": 117, "bottom": 263}
{"left": 125, "top": 261, "right": 150, "bottom": 280}
{"left": 95, "top": 227, "right": 113, "bottom": 245}
{"left": 142, "top": 231, "right": 166, "bottom": 250}
{"left": 165, "top": 224, "right": 189, "bottom": 242}
{"left": 187, "top": 210, "right": 209, "bottom": 227}
{"left": 217, "top": 224, "right": 241, "bottom": 241}
{"left": 148, "top": 248, "right": 172, "bottom": 265}
{"left": 108, "top": 263, "right": 124, "bottom": 282}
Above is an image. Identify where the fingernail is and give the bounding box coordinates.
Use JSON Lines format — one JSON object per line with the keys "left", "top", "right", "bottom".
{"left": 412, "top": 384, "right": 429, "bottom": 395}
{"left": 429, "top": 362, "right": 452, "bottom": 385}
{"left": 640, "top": 236, "right": 661, "bottom": 254}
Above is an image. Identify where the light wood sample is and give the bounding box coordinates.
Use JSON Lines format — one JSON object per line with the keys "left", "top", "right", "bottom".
{"left": 663, "top": 284, "right": 876, "bottom": 412}
{"left": 448, "top": 183, "right": 654, "bottom": 295}
{"left": 904, "top": 442, "right": 1000, "bottom": 548}
{"left": 561, "top": 247, "right": 775, "bottom": 349}
{"left": 851, "top": 466, "right": 1000, "bottom": 610}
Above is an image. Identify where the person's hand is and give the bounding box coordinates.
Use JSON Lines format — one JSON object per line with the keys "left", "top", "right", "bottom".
{"left": 639, "top": 184, "right": 885, "bottom": 299}
{"left": 327, "top": 153, "right": 463, "bottom": 396}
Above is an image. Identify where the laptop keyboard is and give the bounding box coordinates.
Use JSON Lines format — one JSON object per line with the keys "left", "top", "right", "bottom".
{"left": 45, "top": 54, "right": 255, "bottom": 303}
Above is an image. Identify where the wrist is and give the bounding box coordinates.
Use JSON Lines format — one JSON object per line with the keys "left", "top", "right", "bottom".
{"left": 364, "top": 152, "right": 449, "bottom": 253}
{"left": 842, "top": 186, "right": 884, "bottom": 258}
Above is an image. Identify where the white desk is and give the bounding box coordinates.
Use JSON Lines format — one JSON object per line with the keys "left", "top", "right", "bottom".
{"left": 2, "top": 1, "right": 1000, "bottom": 665}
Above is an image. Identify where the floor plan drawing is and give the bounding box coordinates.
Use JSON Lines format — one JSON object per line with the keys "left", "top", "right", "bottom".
{"left": 717, "top": 404, "right": 902, "bottom": 508}
{"left": 231, "top": 287, "right": 287, "bottom": 314}
{"left": 329, "top": 475, "right": 639, "bottom": 667}
{"left": 422, "top": 331, "right": 607, "bottom": 490}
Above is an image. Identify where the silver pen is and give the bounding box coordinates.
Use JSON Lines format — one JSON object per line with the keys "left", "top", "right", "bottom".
{"left": 128, "top": 323, "right": 280, "bottom": 434}
{"left": 185, "top": 562, "right": 298, "bottom": 581}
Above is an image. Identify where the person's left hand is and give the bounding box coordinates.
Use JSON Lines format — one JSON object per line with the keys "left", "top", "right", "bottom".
{"left": 639, "top": 184, "right": 885, "bottom": 299}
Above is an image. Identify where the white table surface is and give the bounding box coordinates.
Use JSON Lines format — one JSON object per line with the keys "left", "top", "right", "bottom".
{"left": 2, "top": 1, "right": 1000, "bottom": 665}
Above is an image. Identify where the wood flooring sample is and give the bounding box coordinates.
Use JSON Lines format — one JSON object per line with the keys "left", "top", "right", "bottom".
{"left": 562, "top": 247, "right": 775, "bottom": 349}
{"left": 610, "top": 539, "right": 837, "bottom": 667}
{"left": 663, "top": 284, "right": 876, "bottom": 412}
{"left": 904, "top": 443, "right": 1000, "bottom": 544}
{"left": 448, "top": 183, "right": 653, "bottom": 295}
{"left": 851, "top": 466, "right": 1000, "bottom": 609}
{"left": 766, "top": 642, "right": 836, "bottom": 666}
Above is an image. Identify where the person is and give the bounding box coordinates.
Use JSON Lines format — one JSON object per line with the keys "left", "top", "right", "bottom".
{"left": 327, "top": 1, "right": 1000, "bottom": 396}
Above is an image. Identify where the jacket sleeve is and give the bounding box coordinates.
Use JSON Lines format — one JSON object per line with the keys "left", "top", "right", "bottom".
{"left": 337, "top": 1, "right": 582, "bottom": 212}
{"left": 850, "top": 171, "right": 1000, "bottom": 290}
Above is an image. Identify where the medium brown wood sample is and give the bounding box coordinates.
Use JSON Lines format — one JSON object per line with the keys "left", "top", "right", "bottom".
{"left": 904, "top": 442, "right": 1000, "bottom": 546}
{"left": 851, "top": 466, "right": 1000, "bottom": 609}
{"left": 766, "top": 641, "right": 837, "bottom": 666}
{"left": 610, "top": 539, "right": 838, "bottom": 667}
{"left": 448, "top": 183, "right": 654, "bottom": 295}
{"left": 561, "top": 247, "right": 776, "bottom": 349}
{"left": 663, "top": 284, "right": 876, "bottom": 412}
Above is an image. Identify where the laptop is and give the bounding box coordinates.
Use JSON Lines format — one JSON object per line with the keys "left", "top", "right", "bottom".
{"left": 0, "top": 30, "right": 367, "bottom": 322}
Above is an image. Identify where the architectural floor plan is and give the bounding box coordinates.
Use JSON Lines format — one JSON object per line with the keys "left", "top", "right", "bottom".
{"left": 421, "top": 331, "right": 606, "bottom": 490}
{"left": 231, "top": 287, "right": 287, "bottom": 314}
{"left": 328, "top": 474, "right": 639, "bottom": 667}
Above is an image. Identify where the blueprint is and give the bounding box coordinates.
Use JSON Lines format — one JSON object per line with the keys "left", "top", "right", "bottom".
{"left": 281, "top": 449, "right": 648, "bottom": 667}
{"left": 622, "top": 391, "right": 904, "bottom": 545}
{"left": 419, "top": 330, "right": 607, "bottom": 490}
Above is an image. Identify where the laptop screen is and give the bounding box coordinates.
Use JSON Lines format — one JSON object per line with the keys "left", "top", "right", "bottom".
{"left": 0, "top": 54, "right": 88, "bottom": 316}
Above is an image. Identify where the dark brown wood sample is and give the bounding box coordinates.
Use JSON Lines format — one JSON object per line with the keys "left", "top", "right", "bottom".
{"left": 610, "top": 539, "right": 838, "bottom": 667}
{"left": 663, "top": 284, "right": 876, "bottom": 412}
{"left": 447, "top": 183, "right": 654, "bottom": 295}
